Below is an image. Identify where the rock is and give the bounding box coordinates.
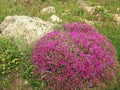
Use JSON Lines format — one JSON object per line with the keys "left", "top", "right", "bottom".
{"left": 113, "top": 14, "right": 120, "bottom": 25}
{"left": 61, "top": 12, "right": 70, "bottom": 16}
{"left": 78, "top": 0, "right": 95, "bottom": 14}
{"left": 0, "top": 15, "right": 57, "bottom": 44}
{"left": 49, "top": 15, "right": 62, "bottom": 23}
{"left": 78, "top": 0, "right": 107, "bottom": 14}
{"left": 117, "top": 8, "right": 120, "bottom": 12}
{"left": 95, "top": 5, "right": 102, "bottom": 9}
{"left": 84, "top": 19, "right": 94, "bottom": 25}
{"left": 79, "top": 18, "right": 95, "bottom": 25}
{"left": 84, "top": 6, "right": 95, "bottom": 14}
{"left": 40, "top": 6, "right": 55, "bottom": 14}
{"left": 84, "top": 5, "right": 105, "bottom": 14}
{"left": 61, "top": 10, "right": 70, "bottom": 16}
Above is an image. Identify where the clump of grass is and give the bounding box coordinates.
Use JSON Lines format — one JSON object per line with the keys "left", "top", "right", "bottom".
{"left": 94, "top": 22, "right": 120, "bottom": 61}
{"left": 0, "top": 36, "right": 35, "bottom": 90}
{"left": 88, "top": 0, "right": 120, "bottom": 14}
{"left": 0, "top": 37, "right": 24, "bottom": 89}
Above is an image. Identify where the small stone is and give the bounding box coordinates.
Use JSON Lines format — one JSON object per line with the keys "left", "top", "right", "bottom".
{"left": 61, "top": 12, "right": 69, "bottom": 16}
{"left": 24, "top": 81, "right": 28, "bottom": 85}
{"left": 84, "top": 6, "right": 95, "bottom": 14}
{"left": 40, "top": 6, "right": 55, "bottom": 14}
{"left": 49, "top": 15, "right": 62, "bottom": 23}
{"left": 61, "top": 10, "right": 70, "bottom": 16}
{"left": 84, "top": 19, "right": 94, "bottom": 25}
{"left": 79, "top": 18, "right": 95, "bottom": 25}
{"left": 117, "top": 8, "right": 120, "bottom": 12}
{"left": 95, "top": 5, "right": 102, "bottom": 9}
{"left": 113, "top": 14, "right": 120, "bottom": 25}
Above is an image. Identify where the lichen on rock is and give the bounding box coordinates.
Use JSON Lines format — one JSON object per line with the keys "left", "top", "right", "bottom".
{"left": 0, "top": 15, "right": 57, "bottom": 44}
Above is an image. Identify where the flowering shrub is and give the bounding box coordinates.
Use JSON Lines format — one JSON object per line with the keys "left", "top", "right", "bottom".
{"left": 64, "top": 22, "right": 99, "bottom": 34}
{"left": 32, "top": 23, "right": 117, "bottom": 90}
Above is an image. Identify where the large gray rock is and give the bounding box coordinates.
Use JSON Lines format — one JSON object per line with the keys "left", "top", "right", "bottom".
{"left": 0, "top": 15, "right": 57, "bottom": 44}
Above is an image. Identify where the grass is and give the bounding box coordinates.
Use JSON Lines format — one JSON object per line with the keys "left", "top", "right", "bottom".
{"left": 95, "top": 22, "right": 120, "bottom": 60}
{"left": 89, "top": 0, "right": 120, "bottom": 14}
{"left": 0, "top": 0, "right": 120, "bottom": 90}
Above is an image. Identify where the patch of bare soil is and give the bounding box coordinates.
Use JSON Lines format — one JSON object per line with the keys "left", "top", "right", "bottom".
{"left": 3, "top": 73, "right": 32, "bottom": 90}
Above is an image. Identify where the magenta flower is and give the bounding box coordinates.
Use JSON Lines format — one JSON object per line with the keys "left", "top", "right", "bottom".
{"left": 32, "top": 22, "right": 117, "bottom": 90}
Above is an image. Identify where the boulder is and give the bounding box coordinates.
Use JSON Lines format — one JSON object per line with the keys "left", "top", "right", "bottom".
{"left": 49, "top": 14, "right": 62, "bottom": 23}
{"left": 0, "top": 15, "right": 57, "bottom": 44}
{"left": 40, "top": 6, "right": 55, "bottom": 14}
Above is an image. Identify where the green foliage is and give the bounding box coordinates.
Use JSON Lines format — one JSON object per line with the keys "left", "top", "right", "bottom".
{"left": 20, "top": 46, "right": 46, "bottom": 90}
{"left": 94, "top": 6, "right": 106, "bottom": 14}
{"left": 103, "top": 13, "right": 113, "bottom": 21}
{"left": 0, "top": 15, "right": 5, "bottom": 23}
{"left": 94, "top": 22, "right": 120, "bottom": 61}
{"left": 0, "top": 37, "right": 22, "bottom": 88}
{"left": 88, "top": 0, "right": 120, "bottom": 13}
{"left": 0, "top": 37, "right": 21, "bottom": 75}
{"left": 40, "top": 0, "right": 73, "bottom": 2}
{"left": 0, "top": 36, "right": 45, "bottom": 89}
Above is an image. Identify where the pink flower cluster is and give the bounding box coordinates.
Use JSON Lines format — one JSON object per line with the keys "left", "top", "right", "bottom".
{"left": 64, "top": 22, "right": 98, "bottom": 34}
{"left": 32, "top": 22, "right": 117, "bottom": 90}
